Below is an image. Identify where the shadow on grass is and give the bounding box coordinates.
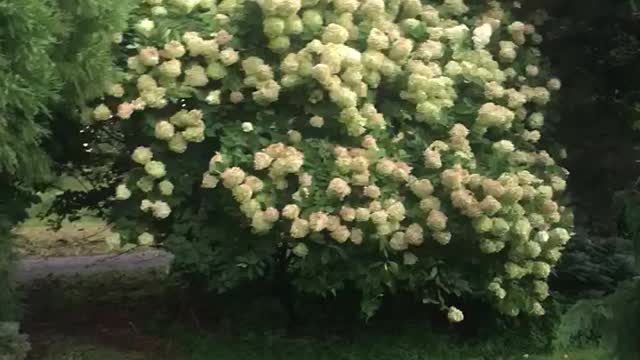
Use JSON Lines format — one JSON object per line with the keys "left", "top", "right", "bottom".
{"left": 38, "top": 332, "right": 608, "bottom": 360}
{"left": 23, "top": 277, "right": 609, "bottom": 360}
{"left": 40, "top": 342, "right": 146, "bottom": 360}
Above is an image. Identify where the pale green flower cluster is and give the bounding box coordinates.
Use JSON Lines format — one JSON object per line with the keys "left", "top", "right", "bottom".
{"left": 98, "top": 0, "right": 570, "bottom": 320}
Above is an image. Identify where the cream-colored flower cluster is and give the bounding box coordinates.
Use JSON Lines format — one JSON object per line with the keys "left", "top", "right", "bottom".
{"left": 113, "top": 145, "right": 174, "bottom": 222}
{"left": 241, "top": 57, "right": 281, "bottom": 105}
{"left": 256, "top": 0, "right": 304, "bottom": 51}
{"left": 100, "top": 0, "right": 570, "bottom": 320}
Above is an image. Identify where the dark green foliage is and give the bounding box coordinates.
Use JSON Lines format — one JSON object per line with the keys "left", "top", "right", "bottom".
{"left": 606, "top": 189, "right": 640, "bottom": 360}
{"left": 615, "top": 190, "right": 640, "bottom": 267}
{"left": 1, "top": 0, "right": 138, "bottom": 183}
{"left": 530, "top": 2, "right": 640, "bottom": 356}
{"left": 0, "top": 181, "right": 37, "bottom": 359}
{"left": 524, "top": 0, "right": 640, "bottom": 234}
{"left": 0, "top": 0, "right": 65, "bottom": 182}
{"left": 0, "top": 2, "right": 137, "bottom": 358}
{"left": 0, "top": 322, "right": 30, "bottom": 360}
{"left": 556, "top": 190, "right": 640, "bottom": 359}
{"left": 554, "top": 297, "right": 610, "bottom": 350}
{"left": 0, "top": 0, "right": 62, "bottom": 339}
{"left": 0, "top": 182, "right": 34, "bottom": 358}
{"left": 602, "top": 279, "right": 640, "bottom": 360}
{"left": 551, "top": 230, "right": 635, "bottom": 300}
{"left": 555, "top": 279, "right": 640, "bottom": 360}
{"left": 0, "top": 180, "right": 36, "bottom": 322}
{"left": 53, "top": 0, "right": 137, "bottom": 106}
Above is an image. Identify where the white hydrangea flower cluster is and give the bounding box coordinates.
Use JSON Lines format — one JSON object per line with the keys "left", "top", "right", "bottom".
{"left": 241, "top": 57, "right": 281, "bottom": 104}
{"left": 115, "top": 145, "right": 174, "bottom": 219}
{"left": 100, "top": 0, "right": 570, "bottom": 320}
{"left": 256, "top": 0, "right": 303, "bottom": 53}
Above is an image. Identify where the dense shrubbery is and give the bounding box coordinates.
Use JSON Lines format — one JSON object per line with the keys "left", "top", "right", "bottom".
{"left": 555, "top": 256, "right": 639, "bottom": 360}
{"left": 0, "top": 322, "right": 30, "bottom": 360}
{"left": 550, "top": 230, "right": 635, "bottom": 300}
{"left": 87, "top": 0, "right": 574, "bottom": 320}
{"left": 536, "top": 2, "right": 640, "bottom": 358}
{"left": 555, "top": 191, "right": 640, "bottom": 360}
{"left": 614, "top": 193, "right": 640, "bottom": 355}
{"left": 0, "top": 182, "right": 36, "bottom": 323}
{"left": 525, "top": 0, "right": 640, "bottom": 233}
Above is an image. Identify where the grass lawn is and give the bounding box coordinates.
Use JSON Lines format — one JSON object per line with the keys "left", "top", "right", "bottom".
{"left": 13, "top": 174, "right": 120, "bottom": 257}
{"left": 29, "top": 297, "right": 608, "bottom": 360}
{"left": 42, "top": 344, "right": 146, "bottom": 360}
{"left": 40, "top": 338, "right": 607, "bottom": 360}
{"left": 171, "top": 333, "right": 608, "bottom": 360}
{"left": 14, "top": 216, "right": 116, "bottom": 257}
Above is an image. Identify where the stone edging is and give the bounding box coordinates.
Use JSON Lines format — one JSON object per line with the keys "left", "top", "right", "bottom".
{"left": 14, "top": 249, "right": 174, "bottom": 284}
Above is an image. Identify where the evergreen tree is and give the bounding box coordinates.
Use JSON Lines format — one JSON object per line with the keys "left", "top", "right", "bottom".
{"left": 1, "top": 1, "right": 136, "bottom": 357}
{"left": 0, "top": 0, "right": 63, "bottom": 324}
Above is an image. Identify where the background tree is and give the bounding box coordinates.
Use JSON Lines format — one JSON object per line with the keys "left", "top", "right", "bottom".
{"left": 523, "top": 0, "right": 640, "bottom": 234}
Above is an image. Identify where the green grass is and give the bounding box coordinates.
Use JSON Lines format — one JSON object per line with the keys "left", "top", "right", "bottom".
{"left": 539, "top": 350, "right": 609, "bottom": 360}
{"left": 174, "top": 333, "right": 608, "bottom": 360}
{"left": 39, "top": 332, "right": 609, "bottom": 360}
{"left": 28, "top": 282, "right": 613, "bottom": 360}
{"left": 38, "top": 324, "right": 612, "bottom": 360}
{"left": 30, "top": 280, "right": 610, "bottom": 360}
{"left": 41, "top": 344, "right": 146, "bottom": 360}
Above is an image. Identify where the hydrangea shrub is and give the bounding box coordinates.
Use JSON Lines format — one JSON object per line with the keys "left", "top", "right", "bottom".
{"left": 97, "top": 0, "right": 572, "bottom": 320}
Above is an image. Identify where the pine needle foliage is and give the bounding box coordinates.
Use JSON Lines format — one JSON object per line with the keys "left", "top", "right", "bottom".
{"left": 54, "top": 0, "right": 137, "bottom": 107}
{"left": 0, "top": 0, "right": 64, "bottom": 327}
{"left": 0, "top": 0, "right": 137, "bottom": 351}
{"left": 0, "top": 0, "right": 65, "bottom": 182}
